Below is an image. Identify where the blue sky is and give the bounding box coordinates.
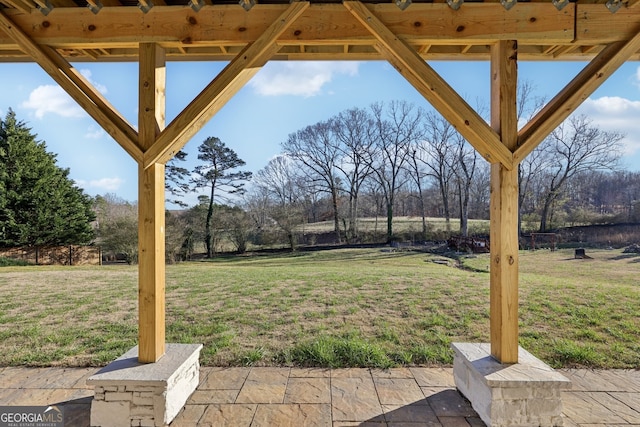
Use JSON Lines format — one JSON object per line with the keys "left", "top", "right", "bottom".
{"left": 1, "top": 59, "right": 640, "bottom": 207}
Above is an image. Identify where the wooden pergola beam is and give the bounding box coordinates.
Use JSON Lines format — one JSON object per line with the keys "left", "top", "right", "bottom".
{"left": 0, "top": 9, "right": 142, "bottom": 162}
{"left": 489, "top": 40, "right": 519, "bottom": 364}
{"left": 142, "top": 0, "right": 310, "bottom": 168}
{"left": 515, "top": 26, "right": 640, "bottom": 163}
{"left": 0, "top": 3, "right": 574, "bottom": 50}
{"left": 344, "top": 0, "right": 514, "bottom": 170}
{"left": 138, "top": 42, "right": 166, "bottom": 363}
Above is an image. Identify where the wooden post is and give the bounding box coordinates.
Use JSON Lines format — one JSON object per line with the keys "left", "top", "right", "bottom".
{"left": 489, "top": 40, "right": 519, "bottom": 364}
{"left": 138, "top": 43, "right": 166, "bottom": 363}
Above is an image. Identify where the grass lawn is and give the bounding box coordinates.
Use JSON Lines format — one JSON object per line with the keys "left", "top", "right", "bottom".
{"left": 0, "top": 247, "right": 638, "bottom": 369}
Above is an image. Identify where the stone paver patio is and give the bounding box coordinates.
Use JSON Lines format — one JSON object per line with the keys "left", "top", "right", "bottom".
{"left": 0, "top": 366, "right": 639, "bottom": 426}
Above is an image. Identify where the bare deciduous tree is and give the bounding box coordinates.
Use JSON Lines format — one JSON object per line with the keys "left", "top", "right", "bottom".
{"left": 416, "top": 111, "right": 457, "bottom": 232}
{"left": 368, "top": 101, "right": 425, "bottom": 242}
{"left": 282, "top": 120, "right": 342, "bottom": 243}
{"left": 537, "top": 114, "right": 623, "bottom": 231}
{"left": 332, "top": 107, "right": 375, "bottom": 243}
{"left": 453, "top": 133, "right": 478, "bottom": 237}
{"left": 406, "top": 147, "right": 429, "bottom": 240}
{"left": 253, "top": 155, "right": 306, "bottom": 250}
{"left": 94, "top": 193, "right": 138, "bottom": 264}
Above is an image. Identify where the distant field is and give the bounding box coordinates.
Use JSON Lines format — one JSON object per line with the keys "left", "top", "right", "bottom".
{"left": 0, "top": 248, "right": 638, "bottom": 369}
{"left": 299, "top": 216, "right": 490, "bottom": 236}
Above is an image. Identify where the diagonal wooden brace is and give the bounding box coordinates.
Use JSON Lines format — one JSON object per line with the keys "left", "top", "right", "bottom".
{"left": 516, "top": 26, "right": 640, "bottom": 164}
{"left": 0, "top": 9, "right": 142, "bottom": 163}
{"left": 142, "top": 0, "right": 310, "bottom": 169}
{"left": 344, "top": 0, "right": 514, "bottom": 170}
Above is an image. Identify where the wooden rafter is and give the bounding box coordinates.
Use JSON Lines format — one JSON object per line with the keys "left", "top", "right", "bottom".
{"left": 515, "top": 26, "right": 640, "bottom": 164}
{"left": 344, "top": 0, "right": 514, "bottom": 170}
{"left": 0, "top": 9, "right": 142, "bottom": 162}
{"left": 53, "top": 0, "right": 79, "bottom": 6}
{"left": 142, "top": 0, "right": 310, "bottom": 168}
{"left": 1, "top": 0, "right": 33, "bottom": 13}
{"left": 31, "top": 0, "right": 48, "bottom": 9}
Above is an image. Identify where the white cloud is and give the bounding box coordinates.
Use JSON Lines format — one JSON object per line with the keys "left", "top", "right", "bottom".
{"left": 84, "top": 125, "right": 105, "bottom": 139}
{"left": 80, "top": 69, "right": 108, "bottom": 94}
{"left": 20, "top": 68, "right": 108, "bottom": 119}
{"left": 581, "top": 96, "right": 640, "bottom": 114}
{"left": 76, "top": 177, "right": 125, "bottom": 192}
{"left": 578, "top": 96, "right": 640, "bottom": 157}
{"left": 21, "top": 85, "right": 85, "bottom": 119}
{"left": 249, "top": 62, "right": 359, "bottom": 97}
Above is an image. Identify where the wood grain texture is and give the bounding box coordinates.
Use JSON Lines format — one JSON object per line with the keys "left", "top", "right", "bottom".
{"left": 0, "top": 3, "right": 574, "bottom": 47}
{"left": 137, "top": 163, "right": 166, "bottom": 363}
{"left": 489, "top": 40, "right": 519, "bottom": 364}
{"left": 137, "top": 43, "right": 166, "bottom": 363}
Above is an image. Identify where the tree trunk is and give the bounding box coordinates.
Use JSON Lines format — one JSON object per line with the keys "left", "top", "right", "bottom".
{"left": 416, "top": 180, "right": 428, "bottom": 240}
{"left": 539, "top": 192, "right": 555, "bottom": 232}
{"left": 517, "top": 164, "right": 524, "bottom": 237}
{"left": 331, "top": 187, "right": 341, "bottom": 244}
{"left": 205, "top": 185, "right": 215, "bottom": 258}
{"left": 439, "top": 177, "right": 451, "bottom": 232}
{"left": 351, "top": 194, "right": 358, "bottom": 241}
{"left": 419, "top": 197, "right": 428, "bottom": 240}
{"left": 347, "top": 192, "right": 359, "bottom": 243}
{"left": 386, "top": 202, "right": 394, "bottom": 243}
{"left": 288, "top": 231, "right": 297, "bottom": 251}
{"left": 458, "top": 181, "right": 469, "bottom": 237}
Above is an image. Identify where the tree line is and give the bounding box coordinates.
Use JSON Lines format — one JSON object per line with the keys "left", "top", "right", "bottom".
{"left": 250, "top": 103, "right": 632, "bottom": 242}
{"left": 160, "top": 98, "right": 636, "bottom": 257}
{"left": 1, "top": 96, "right": 639, "bottom": 262}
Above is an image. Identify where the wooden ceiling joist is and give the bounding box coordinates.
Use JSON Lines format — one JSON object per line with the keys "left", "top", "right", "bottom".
{"left": 344, "top": 0, "right": 514, "bottom": 170}
{"left": 1, "top": 0, "right": 33, "bottom": 13}
{"left": 52, "top": 0, "right": 79, "bottom": 7}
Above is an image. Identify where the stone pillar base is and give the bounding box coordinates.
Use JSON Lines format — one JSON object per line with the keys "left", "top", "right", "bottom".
{"left": 87, "top": 343, "right": 203, "bottom": 427}
{"left": 452, "top": 343, "right": 571, "bottom": 427}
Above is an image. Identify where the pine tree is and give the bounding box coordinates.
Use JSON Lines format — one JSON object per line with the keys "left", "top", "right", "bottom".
{"left": 192, "top": 137, "right": 252, "bottom": 257}
{"left": 0, "top": 109, "right": 95, "bottom": 247}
